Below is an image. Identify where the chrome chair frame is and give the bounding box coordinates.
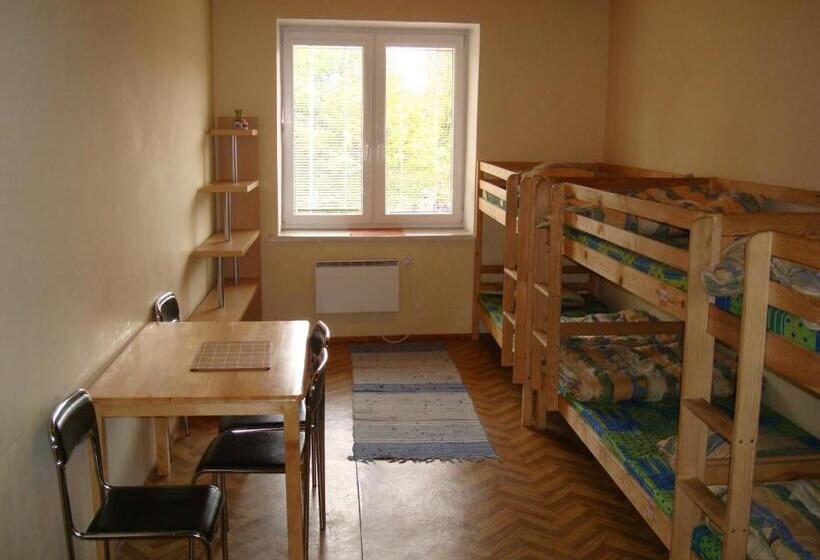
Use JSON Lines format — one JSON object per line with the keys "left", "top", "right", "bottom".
{"left": 193, "top": 348, "right": 329, "bottom": 558}
{"left": 48, "top": 389, "right": 228, "bottom": 560}
{"left": 153, "top": 291, "right": 190, "bottom": 437}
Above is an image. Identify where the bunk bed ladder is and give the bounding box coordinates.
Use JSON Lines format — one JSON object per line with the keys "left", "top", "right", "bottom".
{"left": 670, "top": 215, "right": 723, "bottom": 560}
{"left": 672, "top": 226, "right": 770, "bottom": 560}
{"left": 522, "top": 178, "right": 564, "bottom": 428}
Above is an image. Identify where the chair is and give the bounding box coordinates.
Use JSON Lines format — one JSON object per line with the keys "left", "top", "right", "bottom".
{"left": 153, "top": 291, "right": 189, "bottom": 436}
{"left": 48, "top": 389, "right": 228, "bottom": 560}
{"left": 153, "top": 291, "right": 181, "bottom": 323}
{"left": 217, "top": 321, "right": 330, "bottom": 433}
{"left": 193, "top": 348, "right": 329, "bottom": 555}
{"left": 216, "top": 321, "right": 330, "bottom": 529}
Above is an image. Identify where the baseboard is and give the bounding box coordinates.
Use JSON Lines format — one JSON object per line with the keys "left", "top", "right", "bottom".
{"left": 329, "top": 332, "right": 471, "bottom": 344}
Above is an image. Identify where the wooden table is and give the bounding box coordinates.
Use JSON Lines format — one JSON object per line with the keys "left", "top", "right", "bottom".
{"left": 89, "top": 320, "right": 310, "bottom": 560}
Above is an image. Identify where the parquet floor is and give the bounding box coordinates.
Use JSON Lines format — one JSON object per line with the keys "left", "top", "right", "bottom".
{"left": 117, "top": 338, "right": 667, "bottom": 559}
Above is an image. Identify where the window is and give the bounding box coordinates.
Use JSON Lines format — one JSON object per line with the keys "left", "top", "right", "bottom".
{"left": 281, "top": 26, "right": 467, "bottom": 230}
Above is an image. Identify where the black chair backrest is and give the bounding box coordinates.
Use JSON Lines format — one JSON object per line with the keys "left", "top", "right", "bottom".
{"left": 48, "top": 389, "right": 107, "bottom": 545}
{"left": 305, "top": 347, "right": 329, "bottom": 414}
{"left": 154, "top": 292, "right": 180, "bottom": 322}
{"left": 49, "top": 389, "right": 98, "bottom": 465}
{"left": 309, "top": 321, "right": 330, "bottom": 361}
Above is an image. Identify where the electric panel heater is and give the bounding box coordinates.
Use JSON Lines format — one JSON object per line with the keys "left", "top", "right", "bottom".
{"left": 315, "top": 260, "right": 400, "bottom": 313}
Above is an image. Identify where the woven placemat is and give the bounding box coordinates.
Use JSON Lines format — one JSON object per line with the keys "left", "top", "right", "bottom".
{"left": 191, "top": 340, "right": 271, "bottom": 371}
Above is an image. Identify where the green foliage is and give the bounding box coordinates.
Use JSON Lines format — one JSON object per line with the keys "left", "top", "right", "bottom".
{"left": 292, "top": 44, "right": 455, "bottom": 217}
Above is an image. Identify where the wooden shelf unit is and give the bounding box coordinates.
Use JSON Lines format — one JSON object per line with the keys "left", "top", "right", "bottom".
{"left": 201, "top": 180, "right": 259, "bottom": 194}
{"left": 209, "top": 128, "right": 259, "bottom": 137}
{"left": 193, "top": 116, "right": 262, "bottom": 310}
{"left": 193, "top": 229, "right": 260, "bottom": 258}
{"left": 189, "top": 279, "right": 261, "bottom": 322}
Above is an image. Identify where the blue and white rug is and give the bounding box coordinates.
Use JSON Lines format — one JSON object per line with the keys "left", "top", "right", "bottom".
{"left": 349, "top": 342, "right": 497, "bottom": 463}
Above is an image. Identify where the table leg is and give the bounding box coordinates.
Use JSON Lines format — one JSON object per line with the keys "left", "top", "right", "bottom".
{"left": 284, "top": 401, "right": 305, "bottom": 560}
{"left": 153, "top": 417, "right": 171, "bottom": 477}
{"left": 90, "top": 412, "right": 108, "bottom": 560}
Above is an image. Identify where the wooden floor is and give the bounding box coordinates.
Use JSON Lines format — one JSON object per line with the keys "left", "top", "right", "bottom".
{"left": 118, "top": 338, "right": 667, "bottom": 559}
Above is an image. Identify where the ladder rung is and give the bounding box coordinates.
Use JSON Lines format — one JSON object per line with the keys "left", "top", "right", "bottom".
{"left": 532, "top": 330, "right": 547, "bottom": 348}
{"left": 534, "top": 282, "right": 549, "bottom": 297}
{"left": 683, "top": 398, "right": 734, "bottom": 441}
{"left": 504, "top": 267, "right": 518, "bottom": 282}
{"left": 502, "top": 310, "right": 516, "bottom": 326}
{"left": 678, "top": 478, "right": 727, "bottom": 532}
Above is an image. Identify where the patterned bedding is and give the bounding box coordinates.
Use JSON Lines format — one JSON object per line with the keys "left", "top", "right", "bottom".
{"left": 560, "top": 333, "right": 738, "bottom": 403}
{"left": 566, "top": 229, "right": 820, "bottom": 353}
{"left": 567, "top": 396, "right": 820, "bottom": 559}
{"left": 565, "top": 183, "right": 766, "bottom": 240}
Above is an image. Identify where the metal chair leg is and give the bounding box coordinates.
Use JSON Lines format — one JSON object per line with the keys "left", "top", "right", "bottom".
{"left": 302, "top": 461, "right": 310, "bottom": 559}
{"left": 319, "top": 406, "right": 326, "bottom": 530}
{"left": 312, "top": 431, "right": 319, "bottom": 489}
{"left": 220, "top": 474, "right": 230, "bottom": 533}
{"left": 189, "top": 538, "right": 195, "bottom": 560}
{"left": 221, "top": 502, "right": 230, "bottom": 560}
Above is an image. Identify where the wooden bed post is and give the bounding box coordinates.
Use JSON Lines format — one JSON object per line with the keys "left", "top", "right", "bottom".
{"left": 516, "top": 174, "right": 537, "bottom": 426}
{"left": 538, "top": 181, "right": 565, "bottom": 424}
{"left": 720, "top": 232, "right": 772, "bottom": 559}
{"left": 670, "top": 215, "right": 722, "bottom": 559}
{"left": 501, "top": 173, "right": 519, "bottom": 367}
{"left": 472, "top": 160, "right": 483, "bottom": 340}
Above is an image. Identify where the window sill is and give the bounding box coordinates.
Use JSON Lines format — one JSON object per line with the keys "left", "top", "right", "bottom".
{"left": 272, "top": 227, "right": 473, "bottom": 241}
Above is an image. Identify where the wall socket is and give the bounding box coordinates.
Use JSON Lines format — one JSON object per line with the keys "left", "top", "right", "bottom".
{"left": 403, "top": 255, "right": 413, "bottom": 266}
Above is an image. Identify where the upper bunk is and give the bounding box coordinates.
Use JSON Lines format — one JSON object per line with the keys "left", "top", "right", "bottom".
{"left": 523, "top": 174, "right": 820, "bottom": 389}
{"left": 476, "top": 161, "right": 628, "bottom": 228}
{"left": 477, "top": 161, "right": 681, "bottom": 227}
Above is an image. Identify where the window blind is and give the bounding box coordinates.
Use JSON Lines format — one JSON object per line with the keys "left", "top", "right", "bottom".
{"left": 292, "top": 44, "right": 364, "bottom": 216}
{"left": 384, "top": 46, "right": 455, "bottom": 215}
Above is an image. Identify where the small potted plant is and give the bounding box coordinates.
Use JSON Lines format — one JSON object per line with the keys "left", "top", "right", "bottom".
{"left": 232, "top": 109, "right": 249, "bottom": 130}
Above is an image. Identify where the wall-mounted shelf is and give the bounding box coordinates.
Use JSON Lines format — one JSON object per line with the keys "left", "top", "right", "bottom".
{"left": 201, "top": 180, "right": 259, "bottom": 194}
{"left": 209, "top": 128, "right": 258, "bottom": 137}
{"left": 193, "top": 229, "right": 260, "bottom": 258}
{"left": 189, "top": 279, "right": 260, "bottom": 322}
{"left": 193, "top": 116, "right": 261, "bottom": 309}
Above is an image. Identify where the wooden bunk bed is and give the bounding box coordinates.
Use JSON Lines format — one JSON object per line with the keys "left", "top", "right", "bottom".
{"left": 471, "top": 161, "right": 675, "bottom": 368}
{"left": 514, "top": 172, "right": 820, "bottom": 558}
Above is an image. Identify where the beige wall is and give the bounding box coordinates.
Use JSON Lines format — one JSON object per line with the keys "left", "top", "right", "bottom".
{"left": 212, "top": 0, "right": 611, "bottom": 336}
{"left": 605, "top": 0, "right": 820, "bottom": 189}
{"left": 604, "top": 0, "right": 820, "bottom": 435}
{"left": 0, "top": 1, "right": 213, "bottom": 557}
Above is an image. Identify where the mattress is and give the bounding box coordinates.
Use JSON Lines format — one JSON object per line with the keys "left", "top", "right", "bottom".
{"left": 566, "top": 228, "right": 820, "bottom": 353}
{"left": 478, "top": 293, "right": 504, "bottom": 331}
{"left": 567, "top": 396, "right": 820, "bottom": 559}
{"left": 478, "top": 292, "right": 609, "bottom": 333}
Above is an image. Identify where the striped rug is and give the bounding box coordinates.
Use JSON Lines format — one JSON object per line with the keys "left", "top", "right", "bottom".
{"left": 349, "top": 342, "right": 497, "bottom": 462}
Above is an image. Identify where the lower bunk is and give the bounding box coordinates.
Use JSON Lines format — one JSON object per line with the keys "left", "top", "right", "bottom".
{"left": 557, "top": 387, "right": 819, "bottom": 559}
{"left": 476, "top": 288, "right": 607, "bottom": 362}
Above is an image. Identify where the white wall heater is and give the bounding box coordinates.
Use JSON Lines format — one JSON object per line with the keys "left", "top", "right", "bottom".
{"left": 315, "top": 260, "right": 400, "bottom": 313}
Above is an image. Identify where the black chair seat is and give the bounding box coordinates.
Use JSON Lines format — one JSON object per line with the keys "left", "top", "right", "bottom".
{"left": 218, "top": 401, "right": 307, "bottom": 433}
{"left": 87, "top": 485, "right": 222, "bottom": 538}
{"left": 196, "top": 429, "right": 305, "bottom": 474}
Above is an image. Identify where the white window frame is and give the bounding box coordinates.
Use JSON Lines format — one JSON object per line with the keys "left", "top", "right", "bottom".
{"left": 280, "top": 25, "right": 467, "bottom": 230}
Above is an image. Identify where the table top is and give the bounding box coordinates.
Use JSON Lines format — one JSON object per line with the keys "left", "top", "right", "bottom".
{"left": 90, "top": 321, "right": 310, "bottom": 406}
